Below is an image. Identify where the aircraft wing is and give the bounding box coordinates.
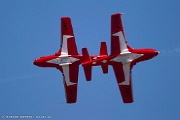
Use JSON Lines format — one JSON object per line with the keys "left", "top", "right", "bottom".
{"left": 58, "top": 17, "right": 80, "bottom": 103}
{"left": 111, "top": 13, "right": 129, "bottom": 55}
{"left": 119, "top": 68, "right": 133, "bottom": 103}
{"left": 57, "top": 61, "right": 79, "bottom": 103}
{"left": 112, "top": 62, "right": 133, "bottom": 103}
{"left": 61, "top": 17, "right": 78, "bottom": 56}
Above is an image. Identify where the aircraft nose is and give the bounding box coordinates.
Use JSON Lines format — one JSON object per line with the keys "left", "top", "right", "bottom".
{"left": 154, "top": 50, "right": 159, "bottom": 56}
{"left": 33, "top": 60, "right": 37, "bottom": 65}
{"left": 33, "top": 59, "right": 40, "bottom": 66}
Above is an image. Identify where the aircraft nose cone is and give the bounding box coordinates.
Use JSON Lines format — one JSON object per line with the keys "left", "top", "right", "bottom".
{"left": 33, "top": 60, "right": 37, "bottom": 65}
{"left": 154, "top": 50, "right": 159, "bottom": 56}
{"left": 33, "top": 59, "right": 39, "bottom": 66}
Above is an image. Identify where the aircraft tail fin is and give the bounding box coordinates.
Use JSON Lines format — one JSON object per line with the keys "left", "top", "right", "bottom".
{"left": 82, "top": 48, "right": 92, "bottom": 81}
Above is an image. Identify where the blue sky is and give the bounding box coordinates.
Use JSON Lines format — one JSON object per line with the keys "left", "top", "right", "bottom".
{"left": 0, "top": 0, "right": 180, "bottom": 120}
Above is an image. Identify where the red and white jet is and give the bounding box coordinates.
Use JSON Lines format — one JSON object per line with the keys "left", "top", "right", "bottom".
{"left": 33, "top": 17, "right": 81, "bottom": 103}
{"left": 81, "top": 13, "right": 159, "bottom": 103}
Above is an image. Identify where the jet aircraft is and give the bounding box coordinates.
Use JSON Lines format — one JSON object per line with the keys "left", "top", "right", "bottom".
{"left": 33, "top": 17, "right": 82, "bottom": 103}
{"left": 81, "top": 13, "right": 159, "bottom": 103}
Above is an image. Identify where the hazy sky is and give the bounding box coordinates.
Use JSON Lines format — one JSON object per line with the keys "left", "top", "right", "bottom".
{"left": 0, "top": 0, "right": 180, "bottom": 120}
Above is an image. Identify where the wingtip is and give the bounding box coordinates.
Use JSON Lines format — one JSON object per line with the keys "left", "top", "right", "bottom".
{"left": 61, "top": 16, "right": 71, "bottom": 20}
{"left": 112, "top": 12, "right": 126, "bottom": 16}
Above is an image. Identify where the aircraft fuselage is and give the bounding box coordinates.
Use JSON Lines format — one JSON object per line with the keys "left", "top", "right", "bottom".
{"left": 82, "top": 48, "right": 159, "bottom": 68}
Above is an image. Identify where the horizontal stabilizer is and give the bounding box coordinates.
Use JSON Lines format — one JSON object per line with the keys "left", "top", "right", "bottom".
{"left": 101, "top": 64, "right": 108, "bottom": 74}
{"left": 100, "top": 42, "right": 108, "bottom": 74}
{"left": 82, "top": 48, "right": 92, "bottom": 81}
{"left": 100, "top": 42, "right": 108, "bottom": 56}
{"left": 82, "top": 48, "right": 91, "bottom": 63}
{"left": 83, "top": 66, "right": 92, "bottom": 81}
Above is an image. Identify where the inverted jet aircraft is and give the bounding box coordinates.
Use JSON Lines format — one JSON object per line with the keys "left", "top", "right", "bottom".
{"left": 33, "top": 17, "right": 81, "bottom": 103}
{"left": 81, "top": 13, "right": 159, "bottom": 103}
